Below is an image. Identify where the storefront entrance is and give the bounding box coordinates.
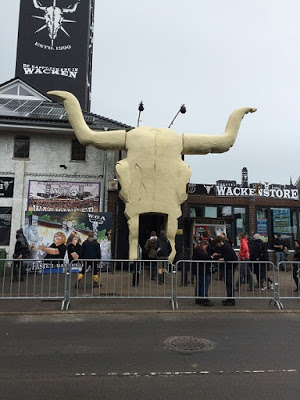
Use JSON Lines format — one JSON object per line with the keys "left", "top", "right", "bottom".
{"left": 139, "top": 213, "right": 166, "bottom": 259}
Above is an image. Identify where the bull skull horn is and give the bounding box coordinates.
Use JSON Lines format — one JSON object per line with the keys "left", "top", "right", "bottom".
{"left": 47, "top": 91, "right": 126, "bottom": 150}
{"left": 33, "top": 0, "right": 46, "bottom": 10}
{"left": 63, "top": 2, "right": 80, "bottom": 13}
{"left": 182, "top": 107, "right": 257, "bottom": 155}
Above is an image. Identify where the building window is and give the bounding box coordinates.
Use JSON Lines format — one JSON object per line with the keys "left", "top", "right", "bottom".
{"left": 71, "top": 139, "right": 86, "bottom": 161}
{"left": 14, "top": 136, "right": 30, "bottom": 158}
{"left": 257, "top": 207, "right": 300, "bottom": 249}
{"left": 189, "top": 204, "right": 248, "bottom": 247}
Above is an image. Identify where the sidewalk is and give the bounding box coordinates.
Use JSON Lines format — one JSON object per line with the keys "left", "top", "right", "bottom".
{"left": 0, "top": 297, "right": 299, "bottom": 315}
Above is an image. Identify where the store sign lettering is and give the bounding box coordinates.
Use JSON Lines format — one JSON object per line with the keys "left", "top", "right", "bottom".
{"left": 216, "top": 185, "right": 299, "bottom": 200}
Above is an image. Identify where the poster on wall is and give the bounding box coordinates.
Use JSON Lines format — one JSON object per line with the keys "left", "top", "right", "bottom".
{"left": 256, "top": 219, "right": 268, "bottom": 243}
{"left": 28, "top": 180, "right": 100, "bottom": 212}
{"left": 273, "top": 208, "right": 291, "bottom": 234}
{"left": 0, "top": 177, "right": 14, "bottom": 197}
{"left": 194, "top": 220, "right": 226, "bottom": 238}
{"left": 24, "top": 211, "right": 112, "bottom": 267}
{"left": 0, "top": 208, "right": 12, "bottom": 245}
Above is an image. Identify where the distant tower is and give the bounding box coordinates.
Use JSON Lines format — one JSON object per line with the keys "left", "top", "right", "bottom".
{"left": 241, "top": 167, "right": 248, "bottom": 188}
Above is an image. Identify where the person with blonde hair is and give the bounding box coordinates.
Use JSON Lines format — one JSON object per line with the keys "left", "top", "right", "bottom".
{"left": 67, "top": 231, "right": 82, "bottom": 263}
{"left": 39, "top": 231, "right": 67, "bottom": 264}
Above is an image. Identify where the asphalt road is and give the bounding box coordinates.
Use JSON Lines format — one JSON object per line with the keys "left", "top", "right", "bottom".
{"left": 0, "top": 312, "right": 299, "bottom": 400}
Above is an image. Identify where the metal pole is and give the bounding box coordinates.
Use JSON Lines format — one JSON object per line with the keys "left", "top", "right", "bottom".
{"left": 101, "top": 150, "right": 107, "bottom": 212}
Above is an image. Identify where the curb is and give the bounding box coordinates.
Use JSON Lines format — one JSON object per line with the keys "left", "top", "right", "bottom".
{"left": 0, "top": 309, "right": 299, "bottom": 316}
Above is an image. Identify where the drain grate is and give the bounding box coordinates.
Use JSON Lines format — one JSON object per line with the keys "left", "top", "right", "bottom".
{"left": 164, "top": 336, "right": 215, "bottom": 353}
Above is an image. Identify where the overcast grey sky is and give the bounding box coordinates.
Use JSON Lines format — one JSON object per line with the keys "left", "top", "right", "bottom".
{"left": 1, "top": 0, "right": 299, "bottom": 186}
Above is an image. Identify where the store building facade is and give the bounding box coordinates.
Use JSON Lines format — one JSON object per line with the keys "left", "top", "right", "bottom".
{"left": 182, "top": 168, "right": 300, "bottom": 259}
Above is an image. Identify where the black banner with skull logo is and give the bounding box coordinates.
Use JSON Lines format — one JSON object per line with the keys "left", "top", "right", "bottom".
{"left": 15, "top": 0, "right": 94, "bottom": 111}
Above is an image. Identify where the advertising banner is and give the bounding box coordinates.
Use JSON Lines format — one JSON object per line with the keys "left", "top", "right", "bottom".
{"left": 193, "top": 220, "right": 226, "bottom": 238}
{"left": 24, "top": 211, "right": 112, "bottom": 268}
{"left": 15, "top": 0, "right": 94, "bottom": 110}
{"left": 28, "top": 180, "right": 100, "bottom": 212}
{"left": 0, "top": 208, "right": 12, "bottom": 245}
{"left": 0, "top": 177, "right": 14, "bottom": 198}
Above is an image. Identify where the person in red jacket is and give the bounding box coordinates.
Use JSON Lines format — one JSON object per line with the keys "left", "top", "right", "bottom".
{"left": 235, "top": 232, "right": 254, "bottom": 291}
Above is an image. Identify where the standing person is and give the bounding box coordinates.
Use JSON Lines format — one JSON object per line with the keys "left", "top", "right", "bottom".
{"left": 39, "top": 231, "right": 67, "bottom": 265}
{"left": 76, "top": 232, "right": 101, "bottom": 288}
{"left": 67, "top": 231, "right": 82, "bottom": 263}
{"left": 13, "top": 229, "right": 30, "bottom": 281}
{"left": 293, "top": 240, "right": 300, "bottom": 292}
{"left": 235, "top": 232, "right": 254, "bottom": 291}
{"left": 214, "top": 235, "right": 238, "bottom": 306}
{"left": 154, "top": 230, "right": 172, "bottom": 285}
{"left": 193, "top": 240, "right": 213, "bottom": 306}
{"left": 201, "top": 230, "right": 215, "bottom": 256}
{"left": 274, "top": 234, "right": 285, "bottom": 270}
{"left": 144, "top": 231, "right": 158, "bottom": 280}
{"left": 250, "top": 234, "right": 273, "bottom": 290}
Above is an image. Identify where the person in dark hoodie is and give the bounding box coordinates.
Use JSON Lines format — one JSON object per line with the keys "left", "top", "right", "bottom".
{"left": 293, "top": 240, "right": 300, "bottom": 292}
{"left": 13, "top": 229, "right": 30, "bottom": 281}
{"left": 193, "top": 240, "right": 213, "bottom": 306}
{"left": 214, "top": 235, "right": 238, "bottom": 306}
{"left": 75, "top": 231, "right": 101, "bottom": 288}
{"left": 154, "top": 230, "right": 172, "bottom": 285}
{"left": 249, "top": 233, "right": 273, "bottom": 290}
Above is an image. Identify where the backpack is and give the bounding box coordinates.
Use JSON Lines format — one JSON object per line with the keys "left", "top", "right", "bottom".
{"left": 258, "top": 242, "right": 268, "bottom": 261}
{"left": 156, "top": 238, "right": 172, "bottom": 257}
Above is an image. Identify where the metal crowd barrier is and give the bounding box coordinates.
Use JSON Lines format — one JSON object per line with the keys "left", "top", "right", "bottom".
{"left": 276, "top": 261, "right": 300, "bottom": 303}
{"left": 0, "top": 259, "right": 67, "bottom": 304}
{"left": 62, "top": 259, "right": 175, "bottom": 310}
{"left": 174, "top": 260, "right": 283, "bottom": 309}
{"left": 1, "top": 258, "right": 299, "bottom": 311}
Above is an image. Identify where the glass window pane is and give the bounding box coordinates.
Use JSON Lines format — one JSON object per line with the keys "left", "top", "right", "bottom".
{"left": 14, "top": 136, "right": 29, "bottom": 158}
{"left": 271, "top": 208, "right": 293, "bottom": 248}
{"left": 234, "top": 207, "right": 246, "bottom": 245}
{"left": 71, "top": 139, "right": 86, "bottom": 161}
{"left": 205, "top": 206, "right": 217, "bottom": 218}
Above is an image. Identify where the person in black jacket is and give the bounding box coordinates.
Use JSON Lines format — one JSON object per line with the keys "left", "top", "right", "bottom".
{"left": 13, "top": 229, "right": 30, "bottom": 281}
{"left": 293, "top": 240, "right": 300, "bottom": 292}
{"left": 154, "top": 230, "right": 172, "bottom": 285}
{"left": 214, "top": 235, "right": 238, "bottom": 306}
{"left": 76, "top": 231, "right": 101, "bottom": 288}
{"left": 249, "top": 233, "right": 273, "bottom": 290}
{"left": 193, "top": 240, "right": 213, "bottom": 306}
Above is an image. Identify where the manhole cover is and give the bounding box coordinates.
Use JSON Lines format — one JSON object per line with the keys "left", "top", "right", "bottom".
{"left": 164, "top": 336, "right": 215, "bottom": 353}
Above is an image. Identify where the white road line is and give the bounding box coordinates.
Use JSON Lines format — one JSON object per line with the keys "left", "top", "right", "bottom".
{"left": 74, "top": 368, "right": 299, "bottom": 378}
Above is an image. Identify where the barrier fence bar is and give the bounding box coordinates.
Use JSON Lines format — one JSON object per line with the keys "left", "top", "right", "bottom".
{"left": 276, "top": 261, "right": 300, "bottom": 303}
{"left": 0, "top": 259, "right": 67, "bottom": 308}
{"left": 174, "top": 260, "right": 282, "bottom": 309}
{"left": 1, "top": 258, "right": 299, "bottom": 311}
{"left": 65, "top": 259, "right": 175, "bottom": 310}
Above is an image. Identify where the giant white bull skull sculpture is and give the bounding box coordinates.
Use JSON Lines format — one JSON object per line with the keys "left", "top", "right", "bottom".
{"left": 49, "top": 91, "right": 256, "bottom": 261}
{"left": 33, "top": 0, "right": 80, "bottom": 45}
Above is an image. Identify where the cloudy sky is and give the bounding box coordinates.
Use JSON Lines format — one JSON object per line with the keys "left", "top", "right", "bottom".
{"left": 1, "top": 0, "right": 299, "bottom": 186}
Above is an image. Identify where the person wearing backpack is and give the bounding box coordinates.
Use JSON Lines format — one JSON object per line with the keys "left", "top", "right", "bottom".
{"left": 154, "top": 230, "right": 172, "bottom": 285}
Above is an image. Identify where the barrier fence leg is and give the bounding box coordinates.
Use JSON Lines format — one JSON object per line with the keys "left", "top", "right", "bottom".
{"left": 268, "top": 264, "right": 284, "bottom": 310}
{"left": 61, "top": 263, "right": 71, "bottom": 311}
{"left": 173, "top": 262, "right": 179, "bottom": 310}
